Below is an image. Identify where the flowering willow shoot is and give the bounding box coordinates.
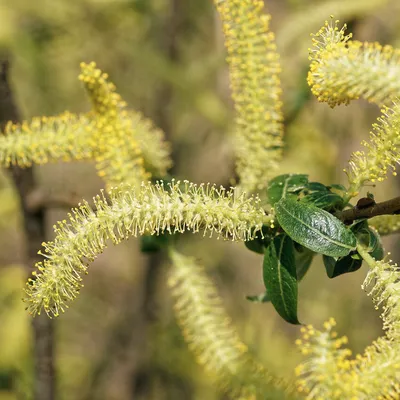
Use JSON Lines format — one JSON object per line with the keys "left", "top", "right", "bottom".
{"left": 1, "top": 1, "right": 400, "bottom": 399}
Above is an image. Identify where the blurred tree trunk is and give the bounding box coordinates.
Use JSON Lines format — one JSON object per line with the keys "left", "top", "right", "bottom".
{"left": 0, "top": 59, "right": 55, "bottom": 400}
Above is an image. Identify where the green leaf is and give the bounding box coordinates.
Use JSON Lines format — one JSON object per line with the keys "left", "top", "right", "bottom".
{"left": 263, "top": 234, "right": 300, "bottom": 324}
{"left": 244, "top": 225, "right": 273, "bottom": 254}
{"left": 267, "top": 174, "right": 308, "bottom": 206}
{"left": 246, "top": 292, "right": 270, "bottom": 303}
{"left": 275, "top": 198, "right": 357, "bottom": 257}
{"left": 301, "top": 191, "right": 343, "bottom": 210}
{"left": 350, "top": 219, "right": 368, "bottom": 234}
{"left": 323, "top": 254, "right": 363, "bottom": 278}
{"left": 356, "top": 226, "right": 384, "bottom": 261}
{"left": 329, "top": 184, "right": 346, "bottom": 192}
{"left": 307, "top": 182, "right": 328, "bottom": 192}
{"left": 294, "top": 245, "right": 314, "bottom": 281}
{"left": 369, "top": 228, "right": 384, "bottom": 261}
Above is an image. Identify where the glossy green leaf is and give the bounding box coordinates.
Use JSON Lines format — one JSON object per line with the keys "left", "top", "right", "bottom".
{"left": 263, "top": 234, "right": 299, "bottom": 324}
{"left": 307, "top": 182, "right": 328, "bottom": 192}
{"left": 267, "top": 174, "right": 308, "bottom": 206}
{"left": 323, "top": 254, "right": 362, "bottom": 278}
{"left": 246, "top": 292, "right": 270, "bottom": 303}
{"left": 301, "top": 191, "right": 343, "bottom": 210}
{"left": 350, "top": 219, "right": 368, "bottom": 234}
{"left": 294, "top": 245, "right": 315, "bottom": 281}
{"left": 357, "top": 226, "right": 384, "bottom": 261}
{"left": 369, "top": 229, "right": 384, "bottom": 260}
{"left": 275, "top": 198, "right": 357, "bottom": 257}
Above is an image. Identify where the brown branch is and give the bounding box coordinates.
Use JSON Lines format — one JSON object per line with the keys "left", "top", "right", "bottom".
{"left": 0, "top": 58, "right": 55, "bottom": 400}
{"left": 338, "top": 196, "right": 400, "bottom": 224}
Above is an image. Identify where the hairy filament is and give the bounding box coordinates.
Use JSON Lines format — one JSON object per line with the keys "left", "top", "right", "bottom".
{"left": 346, "top": 102, "right": 400, "bottom": 190}
{"left": 215, "top": 0, "right": 284, "bottom": 193}
{"left": 24, "top": 181, "right": 270, "bottom": 318}
{"left": 168, "top": 249, "right": 290, "bottom": 398}
{"left": 295, "top": 247, "right": 400, "bottom": 399}
{"left": 308, "top": 19, "right": 400, "bottom": 107}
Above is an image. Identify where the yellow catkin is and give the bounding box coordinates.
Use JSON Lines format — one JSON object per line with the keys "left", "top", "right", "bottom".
{"left": 215, "top": 0, "right": 284, "bottom": 193}
{"left": 346, "top": 103, "right": 400, "bottom": 190}
{"left": 308, "top": 19, "right": 400, "bottom": 108}
{"left": 296, "top": 253, "right": 400, "bottom": 399}
{"left": 79, "top": 62, "right": 150, "bottom": 188}
{"left": 370, "top": 215, "right": 400, "bottom": 236}
{"left": 24, "top": 180, "right": 271, "bottom": 318}
{"left": 168, "top": 249, "right": 291, "bottom": 398}
{"left": 0, "top": 113, "right": 94, "bottom": 167}
{"left": 0, "top": 64, "right": 172, "bottom": 185}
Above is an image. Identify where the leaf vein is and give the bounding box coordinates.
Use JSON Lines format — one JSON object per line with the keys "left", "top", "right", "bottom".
{"left": 278, "top": 201, "right": 354, "bottom": 250}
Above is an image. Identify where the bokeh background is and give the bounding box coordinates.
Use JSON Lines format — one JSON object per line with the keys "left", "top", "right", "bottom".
{"left": 0, "top": 0, "right": 399, "bottom": 398}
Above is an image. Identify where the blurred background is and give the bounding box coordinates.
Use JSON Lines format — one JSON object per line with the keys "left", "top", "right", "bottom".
{"left": 0, "top": 0, "right": 399, "bottom": 398}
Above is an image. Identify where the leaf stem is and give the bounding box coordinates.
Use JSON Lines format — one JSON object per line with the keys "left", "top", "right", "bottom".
{"left": 342, "top": 183, "right": 361, "bottom": 205}
{"left": 356, "top": 242, "right": 376, "bottom": 269}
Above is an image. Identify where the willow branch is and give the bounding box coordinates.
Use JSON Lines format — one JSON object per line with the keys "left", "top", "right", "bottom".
{"left": 337, "top": 196, "right": 400, "bottom": 224}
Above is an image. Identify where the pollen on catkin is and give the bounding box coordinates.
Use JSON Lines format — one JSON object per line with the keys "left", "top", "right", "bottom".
{"left": 79, "top": 61, "right": 126, "bottom": 115}
{"left": 0, "top": 63, "right": 171, "bottom": 183}
{"left": 215, "top": 0, "right": 283, "bottom": 193}
{"left": 296, "top": 257, "right": 400, "bottom": 399}
{"left": 346, "top": 102, "right": 400, "bottom": 190}
{"left": 308, "top": 19, "right": 400, "bottom": 107}
{"left": 79, "top": 63, "right": 172, "bottom": 183}
{"left": 79, "top": 62, "right": 149, "bottom": 187}
{"left": 0, "top": 112, "right": 95, "bottom": 167}
{"left": 24, "top": 181, "right": 270, "bottom": 318}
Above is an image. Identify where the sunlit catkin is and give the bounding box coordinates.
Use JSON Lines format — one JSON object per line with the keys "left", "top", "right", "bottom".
{"left": 308, "top": 19, "right": 400, "bottom": 107}
{"left": 24, "top": 181, "right": 271, "bottom": 318}
{"left": 296, "top": 249, "right": 400, "bottom": 399}
{"left": 346, "top": 102, "right": 400, "bottom": 191}
{"left": 215, "top": 0, "right": 284, "bottom": 193}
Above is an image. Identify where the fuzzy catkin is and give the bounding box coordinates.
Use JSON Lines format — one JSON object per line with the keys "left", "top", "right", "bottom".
{"left": 0, "top": 63, "right": 172, "bottom": 186}
{"left": 370, "top": 215, "right": 400, "bottom": 236}
{"left": 0, "top": 113, "right": 95, "bottom": 167}
{"left": 346, "top": 103, "right": 400, "bottom": 189}
{"left": 308, "top": 19, "right": 400, "bottom": 108}
{"left": 79, "top": 62, "right": 171, "bottom": 188}
{"left": 24, "top": 181, "right": 270, "bottom": 318}
{"left": 296, "top": 253, "right": 400, "bottom": 399}
{"left": 168, "top": 249, "right": 291, "bottom": 398}
{"left": 215, "top": 0, "right": 284, "bottom": 193}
